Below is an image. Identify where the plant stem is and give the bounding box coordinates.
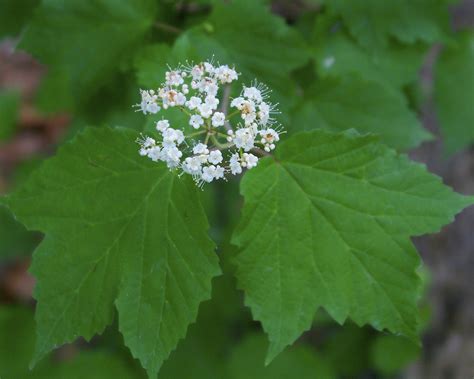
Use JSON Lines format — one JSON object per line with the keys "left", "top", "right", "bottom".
{"left": 251, "top": 147, "right": 271, "bottom": 157}
{"left": 216, "top": 131, "right": 230, "bottom": 138}
{"left": 154, "top": 22, "right": 182, "bottom": 35}
{"left": 226, "top": 110, "right": 240, "bottom": 120}
{"left": 179, "top": 106, "right": 192, "bottom": 116}
{"left": 185, "top": 130, "right": 206, "bottom": 139}
{"left": 221, "top": 85, "right": 233, "bottom": 132}
{"left": 211, "top": 134, "right": 234, "bottom": 150}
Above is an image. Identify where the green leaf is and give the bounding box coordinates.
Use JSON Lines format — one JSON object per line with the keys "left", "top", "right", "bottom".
{"left": 0, "top": 205, "right": 39, "bottom": 259}
{"left": 30, "top": 351, "right": 143, "bottom": 379}
{"left": 369, "top": 334, "right": 420, "bottom": 375}
{"left": 0, "top": 90, "right": 20, "bottom": 141}
{"left": 5, "top": 127, "right": 220, "bottom": 378}
{"left": 321, "top": 324, "right": 372, "bottom": 376}
{"left": 0, "top": 306, "right": 144, "bottom": 379}
{"left": 135, "top": 44, "right": 173, "bottom": 89}
{"left": 0, "top": 0, "right": 39, "bottom": 38}
{"left": 327, "top": 0, "right": 450, "bottom": 49}
{"left": 19, "top": 0, "right": 157, "bottom": 110}
{"left": 232, "top": 130, "right": 472, "bottom": 363}
{"left": 435, "top": 32, "right": 474, "bottom": 154}
{"left": 312, "top": 30, "right": 427, "bottom": 89}
{"left": 227, "top": 333, "right": 335, "bottom": 379}
{"left": 291, "top": 76, "right": 431, "bottom": 150}
{"left": 0, "top": 307, "right": 37, "bottom": 378}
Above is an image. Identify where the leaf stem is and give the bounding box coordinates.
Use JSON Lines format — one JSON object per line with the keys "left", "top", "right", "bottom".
{"left": 185, "top": 130, "right": 206, "bottom": 139}
{"left": 154, "top": 21, "right": 182, "bottom": 35}
{"left": 211, "top": 134, "right": 234, "bottom": 150}
{"left": 226, "top": 110, "right": 240, "bottom": 120}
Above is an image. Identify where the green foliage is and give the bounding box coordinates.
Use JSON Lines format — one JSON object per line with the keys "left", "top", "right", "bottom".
{"left": 4, "top": 127, "right": 220, "bottom": 377}
{"left": 0, "top": 0, "right": 39, "bottom": 38}
{"left": 435, "top": 32, "right": 474, "bottom": 154}
{"left": 0, "top": 90, "right": 20, "bottom": 141}
{"left": 312, "top": 30, "right": 427, "bottom": 89}
{"left": 20, "top": 0, "right": 157, "bottom": 111}
{"left": 2, "top": 0, "right": 474, "bottom": 377}
{"left": 0, "top": 205, "right": 39, "bottom": 258}
{"left": 227, "top": 334, "right": 335, "bottom": 379}
{"left": 232, "top": 130, "right": 471, "bottom": 362}
{"left": 0, "top": 306, "right": 142, "bottom": 379}
{"left": 369, "top": 334, "right": 420, "bottom": 375}
{"left": 327, "top": 0, "right": 451, "bottom": 49}
{"left": 321, "top": 324, "right": 372, "bottom": 376}
{"left": 291, "top": 76, "right": 432, "bottom": 149}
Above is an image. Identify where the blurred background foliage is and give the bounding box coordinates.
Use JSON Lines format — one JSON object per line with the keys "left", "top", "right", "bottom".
{"left": 0, "top": 0, "right": 473, "bottom": 378}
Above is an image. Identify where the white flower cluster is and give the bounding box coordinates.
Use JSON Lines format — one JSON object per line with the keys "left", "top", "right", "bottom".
{"left": 137, "top": 60, "right": 283, "bottom": 186}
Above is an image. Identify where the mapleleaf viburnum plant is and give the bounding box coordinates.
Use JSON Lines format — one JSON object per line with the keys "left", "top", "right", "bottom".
{"left": 137, "top": 61, "right": 282, "bottom": 186}
{"left": 1, "top": 0, "right": 474, "bottom": 378}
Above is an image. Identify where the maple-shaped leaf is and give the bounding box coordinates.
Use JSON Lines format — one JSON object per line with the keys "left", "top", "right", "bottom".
{"left": 290, "top": 77, "right": 431, "bottom": 150}
{"left": 4, "top": 127, "right": 220, "bottom": 378}
{"left": 232, "top": 130, "right": 472, "bottom": 362}
{"left": 19, "top": 0, "right": 157, "bottom": 110}
{"left": 328, "top": 0, "right": 450, "bottom": 49}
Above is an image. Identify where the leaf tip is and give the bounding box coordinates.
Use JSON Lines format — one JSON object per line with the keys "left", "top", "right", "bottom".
{"left": 264, "top": 340, "right": 287, "bottom": 366}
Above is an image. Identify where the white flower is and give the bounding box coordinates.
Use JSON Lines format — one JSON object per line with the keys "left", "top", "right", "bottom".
{"left": 136, "top": 60, "right": 282, "bottom": 186}
{"left": 142, "top": 137, "right": 156, "bottom": 148}
{"left": 234, "top": 128, "right": 255, "bottom": 151}
{"left": 190, "top": 114, "right": 204, "bottom": 129}
{"left": 204, "top": 62, "right": 215, "bottom": 74}
{"left": 165, "top": 70, "right": 184, "bottom": 86}
{"left": 212, "top": 112, "right": 225, "bottom": 127}
{"left": 215, "top": 65, "right": 238, "bottom": 83}
{"left": 183, "top": 156, "right": 202, "bottom": 174}
{"left": 214, "top": 165, "right": 225, "bottom": 179}
{"left": 186, "top": 96, "right": 202, "bottom": 110}
{"left": 259, "top": 128, "right": 279, "bottom": 151}
{"left": 229, "top": 153, "right": 242, "bottom": 175}
{"left": 162, "top": 128, "right": 184, "bottom": 146}
{"left": 240, "top": 100, "right": 257, "bottom": 125}
{"left": 208, "top": 150, "right": 223, "bottom": 164}
{"left": 242, "top": 153, "right": 258, "bottom": 168}
{"left": 248, "top": 122, "right": 258, "bottom": 135}
{"left": 226, "top": 129, "right": 234, "bottom": 142}
{"left": 161, "top": 89, "right": 178, "bottom": 108}
{"left": 231, "top": 97, "right": 245, "bottom": 109}
{"left": 193, "top": 143, "right": 209, "bottom": 155}
{"left": 199, "top": 103, "right": 213, "bottom": 118}
{"left": 205, "top": 95, "right": 219, "bottom": 110}
{"left": 201, "top": 165, "right": 216, "bottom": 183}
{"left": 156, "top": 119, "right": 169, "bottom": 132}
{"left": 196, "top": 154, "right": 209, "bottom": 164}
{"left": 244, "top": 87, "right": 262, "bottom": 103}
{"left": 147, "top": 146, "right": 162, "bottom": 162}
{"left": 162, "top": 145, "right": 182, "bottom": 167}
{"left": 140, "top": 90, "right": 160, "bottom": 114}
{"left": 258, "top": 102, "right": 270, "bottom": 125}
{"left": 176, "top": 92, "right": 186, "bottom": 106}
{"left": 191, "top": 80, "right": 201, "bottom": 90}
{"left": 191, "top": 64, "right": 204, "bottom": 80}
{"left": 204, "top": 82, "right": 218, "bottom": 97}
